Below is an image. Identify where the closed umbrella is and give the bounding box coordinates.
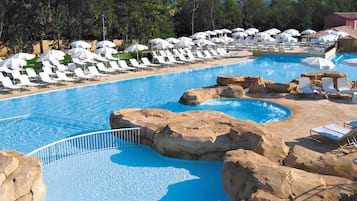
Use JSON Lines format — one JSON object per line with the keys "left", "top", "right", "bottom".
{"left": 301, "top": 57, "right": 335, "bottom": 69}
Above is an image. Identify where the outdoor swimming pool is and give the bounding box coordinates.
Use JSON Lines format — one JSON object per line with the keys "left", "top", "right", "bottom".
{"left": 1, "top": 53, "right": 357, "bottom": 201}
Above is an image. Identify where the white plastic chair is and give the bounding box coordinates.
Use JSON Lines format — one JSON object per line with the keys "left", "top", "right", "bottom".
{"left": 141, "top": 57, "right": 160, "bottom": 67}
{"left": 25, "top": 68, "right": 40, "bottom": 80}
{"left": 18, "top": 74, "right": 41, "bottom": 87}
{"left": 74, "top": 68, "right": 95, "bottom": 80}
{"left": 96, "top": 62, "right": 117, "bottom": 73}
{"left": 1, "top": 76, "right": 23, "bottom": 90}
{"left": 39, "top": 72, "right": 60, "bottom": 85}
{"left": 88, "top": 66, "right": 107, "bottom": 77}
{"left": 56, "top": 71, "right": 76, "bottom": 82}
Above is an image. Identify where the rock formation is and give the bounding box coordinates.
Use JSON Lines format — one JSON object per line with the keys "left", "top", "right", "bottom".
{"left": 0, "top": 150, "right": 46, "bottom": 201}
{"left": 110, "top": 108, "right": 288, "bottom": 162}
{"left": 110, "top": 108, "right": 357, "bottom": 200}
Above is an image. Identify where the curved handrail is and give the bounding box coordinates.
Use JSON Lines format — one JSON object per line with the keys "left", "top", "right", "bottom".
{"left": 27, "top": 128, "right": 140, "bottom": 166}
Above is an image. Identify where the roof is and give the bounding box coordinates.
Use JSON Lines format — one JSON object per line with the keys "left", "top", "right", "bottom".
{"left": 332, "top": 12, "right": 357, "bottom": 19}
{"left": 332, "top": 25, "right": 357, "bottom": 39}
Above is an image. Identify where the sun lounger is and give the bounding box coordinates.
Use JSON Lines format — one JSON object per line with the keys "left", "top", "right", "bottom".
{"left": 18, "top": 74, "right": 42, "bottom": 88}
{"left": 167, "top": 55, "right": 185, "bottom": 64}
{"left": 141, "top": 57, "right": 160, "bottom": 67}
{"left": 117, "top": 60, "right": 137, "bottom": 71}
{"left": 96, "top": 62, "right": 117, "bottom": 74}
{"left": 129, "top": 58, "right": 148, "bottom": 69}
{"left": 310, "top": 124, "right": 357, "bottom": 146}
{"left": 25, "top": 68, "right": 40, "bottom": 80}
{"left": 39, "top": 72, "right": 60, "bottom": 85}
{"left": 155, "top": 56, "right": 174, "bottom": 66}
{"left": 56, "top": 71, "right": 77, "bottom": 82}
{"left": 322, "top": 77, "right": 338, "bottom": 94}
{"left": 344, "top": 120, "right": 357, "bottom": 128}
{"left": 42, "top": 66, "right": 56, "bottom": 76}
{"left": 1, "top": 76, "right": 23, "bottom": 90}
{"left": 298, "top": 77, "right": 319, "bottom": 94}
{"left": 337, "top": 78, "right": 354, "bottom": 94}
{"left": 11, "top": 70, "right": 22, "bottom": 83}
{"left": 88, "top": 66, "right": 108, "bottom": 77}
{"left": 74, "top": 68, "right": 96, "bottom": 80}
{"left": 109, "top": 61, "right": 129, "bottom": 72}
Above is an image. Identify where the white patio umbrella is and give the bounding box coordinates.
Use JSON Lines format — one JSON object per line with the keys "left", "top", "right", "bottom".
{"left": 232, "top": 32, "right": 248, "bottom": 39}
{"left": 194, "top": 39, "right": 216, "bottom": 47}
{"left": 94, "top": 47, "right": 118, "bottom": 55}
{"left": 71, "top": 48, "right": 97, "bottom": 63}
{"left": 264, "top": 28, "right": 281, "bottom": 36}
{"left": 301, "top": 29, "right": 316, "bottom": 35}
{"left": 245, "top": 28, "right": 259, "bottom": 35}
{"left": 153, "top": 41, "right": 174, "bottom": 49}
{"left": 210, "top": 37, "right": 225, "bottom": 44}
{"left": 0, "top": 58, "right": 27, "bottom": 69}
{"left": 38, "top": 50, "right": 65, "bottom": 62}
{"left": 232, "top": 27, "right": 244, "bottom": 32}
{"left": 70, "top": 40, "right": 91, "bottom": 49}
{"left": 148, "top": 38, "right": 166, "bottom": 44}
{"left": 11, "top": 53, "right": 35, "bottom": 60}
{"left": 301, "top": 57, "right": 335, "bottom": 69}
{"left": 342, "top": 58, "right": 357, "bottom": 66}
{"left": 96, "top": 40, "right": 116, "bottom": 48}
{"left": 125, "top": 44, "right": 149, "bottom": 60}
{"left": 191, "top": 32, "right": 208, "bottom": 40}
{"left": 283, "top": 29, "right": 301, "bottom": 37}
{"left": 174, "top": 40, "right": 195, "bottom": 48}
{"left": 165, "top": 37, "right": 180, "bottom": 44}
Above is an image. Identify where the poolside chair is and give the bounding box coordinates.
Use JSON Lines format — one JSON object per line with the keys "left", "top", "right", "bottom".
{"left": 96, "top": 62, "right": 117, "bottom": 74}
{"left": 129, "top": 58, "right": 148, "bottom": 69}
{"left": 74, "top": 68, "right": 96, "bottom": 80}
{"left": 105, "top": 53, "right": 119, "bottom": 61}
{"left": 108, "top": 61, "right": 127, "bottom": 72}
{"left": 344, "top": 120, "right": 357, "bottom": 128}
{"left": 72, "top": 58, "right": 87, "bottom": 66}
{"left": 176, "top": 53, "right": 195, "bottom": 64}
{"left": 141, "top": 57, "right": 160, "bottom": 67}
{"left": 25, "top": 68, "right": 40, "bottom": 80}
{"left": 155, "top": 56, "right": 174, "bottom": 66}
{"left": 167, "top": 55, "right": 185, "bottom": 64}
{"left": 203, "top": 50, "right": 219, "bottom": 59}
{"left": 39, "top": 72, "right": 60, "bottom": 85}
{"left": 298, "top": 77, "right": 319, "bottom": 94}
{"left": 88, "top": 66, "right": 108, "bottom": 77}
{"left": 310, "top": 124, "right": 357, "bottom": 148}
{"left": 1, "top": 76, "right": 23, "bottom": 90}
{"left": 117, "top": 60, "right": 137, "bottom": 71}
{"left": 11, "top": 69, "right": 22, "bottom": 83}
{"left": 337, "top": 78, "right": 354, "bottom": 94}
{"left": 42, "top": 66, "right": 56, "bottom": 76}
{"left": 18, "top": 74, "right": 42, "bottom": 88}
{"left": 322, "top": 77, "right": 338, "bottom": 94}
{"left": 56, "top": 71, "right": 77, "bottom": 82}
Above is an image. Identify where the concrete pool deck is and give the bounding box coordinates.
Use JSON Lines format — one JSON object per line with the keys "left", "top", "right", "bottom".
{"left": 1, "top": 50, "right": 357, "bottom": 153}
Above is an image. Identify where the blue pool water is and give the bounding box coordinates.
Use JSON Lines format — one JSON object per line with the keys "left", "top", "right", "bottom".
{"left": 1, "top": 54, "right": 357, "bottom": 153}
{"left": 1, "top": 53, "right": 357, "bottom": 201}
{"left": 43, "top": 145, "right": 228, "bottom": 201}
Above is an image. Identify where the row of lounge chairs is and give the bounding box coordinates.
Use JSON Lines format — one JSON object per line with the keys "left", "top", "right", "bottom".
{"left": 151, "top": 47, "right": 233, "bottom": 66}
{"left": 310, "top": 120, "right": 357, "bottom": 150}
{"left": 298, "top": 76, "right": 357, "bottom": 96}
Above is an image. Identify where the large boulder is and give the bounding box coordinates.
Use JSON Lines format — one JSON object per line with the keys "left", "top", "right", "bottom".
{"left": 216, "top": 75, "right": 267, "bottom": 93}
{"left": 110, "top": 108, "right": 288, "bottom": 161}
{"left": 0, "top": 151, "right": 46, "bottom": 201}
{"left": 284, "top": 145, "right": 357, "bottom": 181}
{"left": 178, "top": 85, "right": 245, "bottom": 105}
{"left": 223, "top": 149, "right": 357, "bottom": 201}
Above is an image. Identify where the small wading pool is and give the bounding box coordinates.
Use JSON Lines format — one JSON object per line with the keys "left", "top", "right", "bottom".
{"left": 162, "top": 98, "right": 291, "bottom": 123}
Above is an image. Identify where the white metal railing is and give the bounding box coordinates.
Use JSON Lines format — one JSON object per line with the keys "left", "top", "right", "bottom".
{"left": 27, "top": 128, "right": 140, "bottom": 166}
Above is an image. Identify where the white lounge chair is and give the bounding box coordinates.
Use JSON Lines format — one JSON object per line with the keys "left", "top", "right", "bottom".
{"left": 18, "top": 74, "right": 42, "bottom": 88}
{"left": 167, "top": 56, "right": 185, "bottom": 64}
{"left": 310, "top": 124, "right": 357, "bottom": 148}
{"left": 88, "top": 66, "right": 108, "bottom": 77}
{"left": 322, "top": 77, "right": 338, "bottom": 94}
{"left": 39, "top": 72, "right": 60, "bottom": 85}
{"left": 105, "top": 53, "right": 119, "bottom": 61}
{"left": 74, "top": 68, "right": 96, "bottom": 80}
{"left": 1, "top": 76, "right": 23, "bottom": 90}
{"left": 56, "top": 71, "right": 76, "bottom": 82}
{"left": 141, "top": 57, "right": 160, "bottom": 67}
{"left": 344, "top": 120, "right": 357, "bottom": 129}
{"left": 11, "top": 70, "right": 22, "bottom": 83}
{"left": 176, "top": 54, "right": 195, "bottom": 63}
{"left": 72, "top": 58, "right": 87, "bottom": 66}
{"left": 109, "top": 61, "right": 132, "bottom": 72}
{"left": 96, "top": 62, "right": 117, "bottom": 74}
{"left": 337, "top": 78, "right": 354, "bottom": 94}
{"left": 155, "top": 56, "right": 174, "bottom": 66}
{"left": 298, "top": 77, "right": 319, "bottom": 94}
{"left": 25, "top": 68, "right": 40, "bottom": 80}
{"left": 42, "top": 66, "right": 56, "bottom": 76}
{"left": 118, "top": 60, "right": 137, "bottom": 71}
{"left": 129, "top": 58, "right": 148, "bottom": 69}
